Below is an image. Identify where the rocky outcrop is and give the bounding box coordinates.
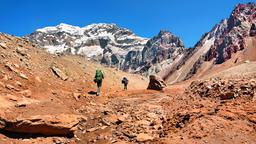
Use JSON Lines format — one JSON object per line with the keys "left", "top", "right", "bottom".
{"left": 147, "top": 75, "right": 167, "bottom": 90}
{"left": 188, "top": 77, "right": 256, "bottom": 100}
{"left": 0, "top": 114, "right": 86, "bottom": 137}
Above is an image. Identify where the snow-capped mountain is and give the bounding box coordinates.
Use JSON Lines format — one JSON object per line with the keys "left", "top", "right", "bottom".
{"left": 25, "top": 23, "right": 148, "bottom": 67}
{"left": 25, "top": 23, "right": 185, "bottom": 75}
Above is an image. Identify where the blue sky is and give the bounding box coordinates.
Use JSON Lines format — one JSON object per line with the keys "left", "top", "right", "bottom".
{"left": 0, "top": 0, "right": 253, "bottom": 47}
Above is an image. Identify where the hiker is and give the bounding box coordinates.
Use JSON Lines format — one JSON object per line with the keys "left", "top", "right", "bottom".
{"left": 94, "top": 69, "right": 104, "bottom": 96}
{"left": 121, "top": 77, "right": 129, "bottom": 90}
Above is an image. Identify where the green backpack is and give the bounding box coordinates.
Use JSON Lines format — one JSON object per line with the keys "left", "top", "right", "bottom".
{"left": 95, "top": 70, "right": 103, "bottom": 81}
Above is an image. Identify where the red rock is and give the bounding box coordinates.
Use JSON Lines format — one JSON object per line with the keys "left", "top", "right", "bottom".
{"left": 219, "top": 92, "right": 235, "bottom": 100}
{"left": 136, "top": 133, "right": 153, "bottom": 142}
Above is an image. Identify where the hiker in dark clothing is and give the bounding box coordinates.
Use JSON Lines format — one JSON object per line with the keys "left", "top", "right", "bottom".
{"left": 94, "top": 69, "right": 104, "bottom": 96}
{"left": 122, "top": 77, "right": 129, "bottom": 90}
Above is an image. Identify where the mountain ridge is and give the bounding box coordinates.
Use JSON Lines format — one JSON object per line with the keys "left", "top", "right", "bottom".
{"left": 24, "top": 2, "right": 256, "bottom": 82}
{"left": 25, "top": 23, "right": 185, "bottom": 75}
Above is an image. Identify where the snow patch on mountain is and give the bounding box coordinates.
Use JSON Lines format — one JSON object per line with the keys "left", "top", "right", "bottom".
{"left": 37, "top": 23, "right": 83, "bottom": 35}
{"left": 77, "top": 46, "right": 104, "bottom": 58}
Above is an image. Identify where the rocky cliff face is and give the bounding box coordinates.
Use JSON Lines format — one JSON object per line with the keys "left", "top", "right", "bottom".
{"left": 122, "top": 30, "right": 185, "bottom": 75}
{"left": 163, "top": 2, "right": 256, "bottom": 84}
{"left": 205, "top": 3, "right": 256, "bottom": 64}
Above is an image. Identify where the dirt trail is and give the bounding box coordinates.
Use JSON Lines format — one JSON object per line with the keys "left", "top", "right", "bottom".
{"left": 73, "top": 87, "right": 180, "bottom": 144}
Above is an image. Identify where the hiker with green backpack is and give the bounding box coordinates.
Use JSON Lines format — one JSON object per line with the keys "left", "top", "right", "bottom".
{"left": 94, "top": 69, "right": 104, "bottom": 96}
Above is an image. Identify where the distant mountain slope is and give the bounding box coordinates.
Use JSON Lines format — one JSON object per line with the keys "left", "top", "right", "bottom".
{"left": 161, "top": 2, "right": 256, "bottom": 84}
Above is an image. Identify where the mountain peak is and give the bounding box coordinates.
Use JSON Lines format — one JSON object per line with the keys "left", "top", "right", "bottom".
{"left": 36, "top": 23, "right": 81, "bottom": 34}
{"left": 158, "top": 30, "right": 172, "bottom": 35}
{"left": 149, "top": 30, "right": 184, "bottom": 48}
{"left": 83, "top": 23, "right": 117, "bottom": 29}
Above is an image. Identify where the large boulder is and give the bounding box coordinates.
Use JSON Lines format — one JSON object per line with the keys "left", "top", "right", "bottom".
{"left": 147, "top": 75, "right": 167, "bottom": 90}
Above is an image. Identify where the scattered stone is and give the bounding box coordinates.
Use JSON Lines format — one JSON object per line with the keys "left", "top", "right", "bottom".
{"left": 13, "top": 63, "right": 19, "bottom": 68}
{"left": 5, "top": 84, "right": 15, "bottom": 90}
{"left": 100, "top": 126, "right": 108, "bottom": 130}
{"left": 86, "top": 127, "right": 99, "bottom": 132}
{"left": 7, "top": 94, "right": 18, "bottom": 101}
{"left": 101, "top": 118, "right": 111, "bottom": 126}
{"left": 52, "top": 91, "right": 58, "bottom": 95}
{"left": 113, "top": 141, "right": 127, "bottom": 144}
{"left": 147, "top": 75, "right": 167, "bottom": 90}
{"left": 73, "top": 92, "right": 81, "bottom": 101}
{"left": 5, "top": 63, "right": 18, "bottom": 73}
{"left": 51, "top": 65, "right": 68, "bottom": 81}
{"left": 249, "top": 79, "right": 256, "bottom": 88}
{"left": 0, "top": 82, "right": 5, "bottom": 88}
{"left": 15, "top": 103, "right": 26, "bottom": 107}
{"left": 123, "top": 131, "right": 137, "bottom": 139}
{"left": 1, "top": 54, "right": 5, "bottom": 58}
{"left": 35, "top": 76, "right": 42, "bottom": 82}
{"left": 5, "top": 62, "right": 29, "bottom": 80}
{"left": 105, "top": 114, "right": 119, "bottom": 124}
{"left": 15, "top": 81, "right": 22, "bottom": 87}
{"left": 18, "top": 72, "right": 28, "bottom": 80}
{"left": 0, "top": 120, "right": 6, "bottom": 129}
{"left": 136, "top": 133, "right": 153, "bottom": 142}
{"left": 137, "top": 120, "right": 151, "bottom": 126}
{"left": 219, "top": 92, "right": 235, "bottom": 100}
{"left": 253, "top": 94, "right": 256, "bottom": 102}
{"left": 19, "top": 90, "right": 32, "bottom": 97}
{"left": 0, "top": 43, "right": 7, "bottom": 49}
{"left": 117, "top": 114, "right": 130, "bottom": 122}
{"left": 244, "top": 60, "right": 250, "bottom": 63}
{"left": 3, "top": 75, "right": 9, "bottom": 81}
{"left": 16, "top": 47, "right": 27, "bottom": 56}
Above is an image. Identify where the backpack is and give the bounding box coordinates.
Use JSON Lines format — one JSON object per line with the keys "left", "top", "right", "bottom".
{"left": 95, "top": 70, "right": 103, "bottom": 81}
{"left": 122, "top": 77, "right": 128, "bottom": 84}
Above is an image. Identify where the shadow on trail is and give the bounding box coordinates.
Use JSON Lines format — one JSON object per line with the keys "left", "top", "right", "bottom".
{"left": 88, "top": 91, "right": 97, "bottom": 95}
